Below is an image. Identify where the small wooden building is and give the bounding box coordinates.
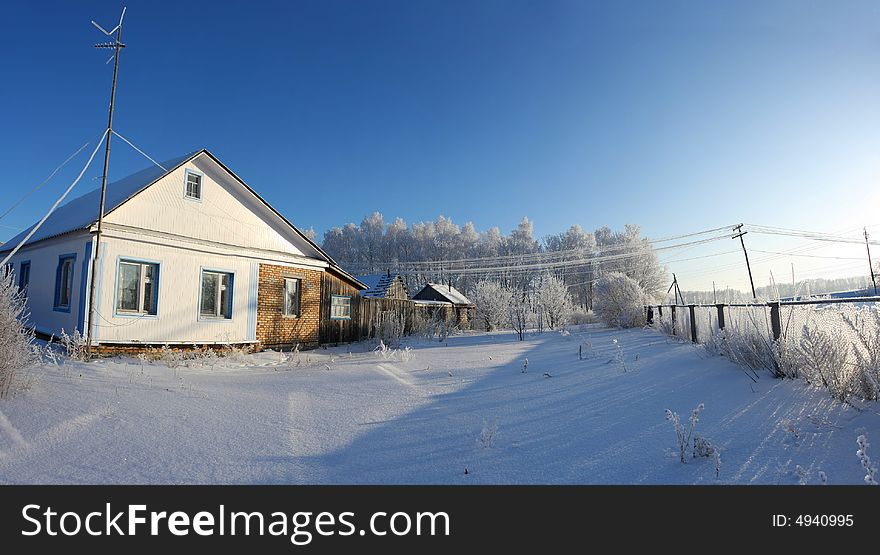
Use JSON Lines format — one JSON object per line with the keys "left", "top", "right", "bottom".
{"left": 412, "top": 283, "right": 475, "bottom": 329}
{"left": 356, "top": 272, "right": 409, "bottom": 300}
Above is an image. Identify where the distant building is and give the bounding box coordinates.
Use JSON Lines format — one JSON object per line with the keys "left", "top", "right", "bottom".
{"left": 356, "top": 272, "right": 409, "bottom": 300}
{"left": 412, "top": 283, "right": 475, "bottom": 328}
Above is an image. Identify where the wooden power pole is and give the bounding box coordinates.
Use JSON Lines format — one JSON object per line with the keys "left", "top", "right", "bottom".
{"left": 732, "top": 224, "right": 756, "bottom": 300}
{"left": 86, "top": 9, "right": 126, "bottom": 354}
{"left": 866, "top": 228, "right": 877, "bottom": 296}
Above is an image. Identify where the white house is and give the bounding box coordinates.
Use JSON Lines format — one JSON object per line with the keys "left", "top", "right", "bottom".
{"left": 0, "top": 149, "right": 363, "bottom": 350}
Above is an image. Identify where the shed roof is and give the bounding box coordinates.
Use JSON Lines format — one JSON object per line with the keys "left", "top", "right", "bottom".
{"left": 356, "top": 273, "right": 406, "bottom": 298}
{"left": 420, "top": 283, "right": 473, "bottom": 305}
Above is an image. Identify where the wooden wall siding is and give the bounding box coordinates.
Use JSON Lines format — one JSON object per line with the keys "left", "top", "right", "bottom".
{"left": 386, "top": 278, "right": 408, "bottom": 300}
{"left": 319, "top": 295, "right": 473, "bottom": 346}
{"left": 319, "top": 272, "right": 362, "bottom": 344}
{"left": 257, "top": 264, "right": 322, "bottom": 348}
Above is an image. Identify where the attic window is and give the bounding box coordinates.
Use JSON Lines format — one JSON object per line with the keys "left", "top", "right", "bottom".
{"left": 184, "top": 170, "right": 202, "bottom": 200}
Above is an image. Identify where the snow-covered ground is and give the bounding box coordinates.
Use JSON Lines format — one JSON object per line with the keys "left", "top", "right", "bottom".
{"left": 0, "top": 325, "right": 876, "bottom": 485}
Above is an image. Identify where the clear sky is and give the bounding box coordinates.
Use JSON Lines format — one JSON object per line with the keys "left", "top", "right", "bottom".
{"left": 1, "top": 0, "right": 879, "bottom": 291}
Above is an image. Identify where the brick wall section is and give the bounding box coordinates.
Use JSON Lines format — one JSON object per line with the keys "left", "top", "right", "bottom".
{"left": 257, "top": 264, "right": 322, "bottom": 349}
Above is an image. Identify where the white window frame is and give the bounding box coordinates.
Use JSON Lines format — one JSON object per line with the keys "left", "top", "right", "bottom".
{"left": 200, "top": 269, "right": 233, "bottom": 320}
{"left": 283, "top": 277, "right": 301, "bottom": 317}
{"left": 330, "top": 295, "right": 352, "bottom": 320}
{"left": 115, "top": 260, "right": 159, "bottom": 316}
{"left": 184, "top": 169, "right": 203, "bottom": 201}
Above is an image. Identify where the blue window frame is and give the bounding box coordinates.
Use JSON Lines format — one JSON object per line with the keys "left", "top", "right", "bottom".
{"left": 53, "top": 253, "right": 77, "bottom": 312}
{"left": 184, "top": 169, "right": 203, "bottom": 201}
{"left": 199, "top": 269, "right": 234, "bottom": 320}
{"left": 330, "top": 295, "right": 352, "bottom": 320}
{"left": 18, "top": 261, "right": 30, "bottom": 290}
{"left": 115, "top": 259, "right": 160, "bottom": 317}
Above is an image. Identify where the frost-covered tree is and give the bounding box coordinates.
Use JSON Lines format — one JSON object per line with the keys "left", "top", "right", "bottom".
{"left": 534, "top": 272, "right": 574, "bottom": 330}
{"left": 595, "top": 224, "right": 665, "bottom": 299}
{"left": 505, "top": 217, "right": 539, "bottom": 255}
{"left": 0, "top": 273, "right": 39, "bottom": 397}
{"left": 544, "top": 225, "right": 597, "bottom": 309}
{"left": 469, "top": 280, "right": 512, "bottom": 331}
{"left": 594, "top": 272, "right": 648, "bottom": 328}
{"left": 360, "top": 211, "right": 386, "bottom": 274}
{"left": 508, "top": 288, "right": 531, "bottom": 341}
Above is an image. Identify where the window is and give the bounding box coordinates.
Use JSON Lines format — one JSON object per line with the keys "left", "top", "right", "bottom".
{"left": 283, "top": 278, "right": 301, "bottom": 317}
{"left": 200, "top": 270, "right": 233, "bottom": 319}
{"left": 54, "top": 254, "right": 76, "bottom": 311}
{"left": 330, "top": 295, "right": 351, "bottom": 320}
{"left": 116, "top": 260, "right": 159, "bottom": 315}
{"left": 18, "top": 261, "right": 30, "bottom": 290}
{"left": 184, "top": 170, "right": 202, "bottom": 200}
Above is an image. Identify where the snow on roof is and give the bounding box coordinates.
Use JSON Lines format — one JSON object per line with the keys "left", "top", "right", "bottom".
{"left": 2, "top": 151, "right": 198, "bottom": 250}
{"left": 356, "top": 273, "right": 404, "bottom": 298}
{"left": 412, "top": 299, "right": 452, "bottom": 306}
{"left": 423, "top": 283, "right": 473, "bottom": 305}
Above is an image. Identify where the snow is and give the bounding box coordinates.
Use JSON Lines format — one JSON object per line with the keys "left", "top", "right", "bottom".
{"left": 0, "top": 152, "right": 197, "bottom": 250}
{"left": 356, "top": 273, "right": 403, "bottom": 298}
{"left": 0, "top": 325, "right": 877, "bottom": 484}
{"left": 418, "top": 283, "right": 473, "bottom": 306}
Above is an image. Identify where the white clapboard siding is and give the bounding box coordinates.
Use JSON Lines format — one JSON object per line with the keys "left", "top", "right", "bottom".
{"left": 104, "top": 154, "right": 319, "bottom": 258}
{"left": 5, "top": 232, "right": 92, "bottom": 338}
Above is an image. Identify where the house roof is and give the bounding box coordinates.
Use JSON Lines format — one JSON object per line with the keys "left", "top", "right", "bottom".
{"left": 0, "top": 149, "right": 366, "bottom": 289}
{"left": 420, "top": 283, "right": 473, "bottom": 305}
{"left": 356, "top": 273, "right": 405, "bottom": 298}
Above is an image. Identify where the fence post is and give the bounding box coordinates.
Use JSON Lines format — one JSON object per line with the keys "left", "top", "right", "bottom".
{"left": 715, "top": 304, "right": 725, "bottom": 331}
{"left": 671, "top": 305, "right": 677, "bottom": 336}
{"left": 646, "top": 306, "right": 654, "bottom": 325}
{"left": 658, "top": 305, "right": 663, "bottom": 318}
{"left": 688, "top": 304, "right": 698, "bottom": 343}
{"left": 769, "top": 301, "right": 782, "bottom": 341}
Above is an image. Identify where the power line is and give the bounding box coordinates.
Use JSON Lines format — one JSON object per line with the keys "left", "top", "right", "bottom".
{"left": 0, "top": 142, "right": 90, "bottom": 222}
{"left": 0, "top": 131, "right": 108, "bottom": 268}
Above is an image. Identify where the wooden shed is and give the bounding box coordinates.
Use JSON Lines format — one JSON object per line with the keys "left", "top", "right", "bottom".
{"left": 412, "top": 283, "right": 475, "bottom": 329}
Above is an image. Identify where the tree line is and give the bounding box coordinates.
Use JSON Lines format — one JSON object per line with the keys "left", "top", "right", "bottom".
{"left": 320, "top": 212, "right": 666, "bottom": 309}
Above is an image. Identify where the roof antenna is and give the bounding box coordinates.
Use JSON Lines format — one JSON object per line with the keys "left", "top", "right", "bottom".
{"left": 86, "top": 7, "right": 127, "bottom": 356}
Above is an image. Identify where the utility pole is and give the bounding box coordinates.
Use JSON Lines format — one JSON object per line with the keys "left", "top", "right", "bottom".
{"left": 86, "top": 8, "right": 126, "bottom": 354}
{"left": 866, "top": 228, "right": 877, "bottom": 295}
{"left": 732, "top": 223, "right": 756, "bottom": 300}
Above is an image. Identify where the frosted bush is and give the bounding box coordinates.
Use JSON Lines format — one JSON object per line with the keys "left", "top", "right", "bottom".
{"left": 856, "top": 434, "right": 877, "bottom": 485}
{"left": 797, "top": 323, "right": 849, "bottom": 401}
{"left": 568, "top": 309, "right": 595, "bottom": 326}
{"left": 594, "top": 272, "right": 648, "bottom": 328}
{"left": 424, "top": 311, "right": 457, "bottom": 342}
{"left": 665, "top": 403, "right": 704, "bottom": 463}
{"left": 374, "top": 341, "right": 415, "bottom": 362}
{"left": 611, "top": 338, "right": 627, "bottom": 372}
{"left": 477, "top": 418, "right": 498, "bottom": 448}
{"left": 0, "top": 273, "right": 40, "bottom": 398}
{"left": 59, "top": 328, "right": 90, "bottom": 362}
{"left": 375, "top": 312, "right": 405, "bottom": 347}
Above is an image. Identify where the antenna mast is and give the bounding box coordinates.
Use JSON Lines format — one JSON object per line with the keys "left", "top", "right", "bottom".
{"left": 86, "top": 7, "right": 126, "bottom": 354}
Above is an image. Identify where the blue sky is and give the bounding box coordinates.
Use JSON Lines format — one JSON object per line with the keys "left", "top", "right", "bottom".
{"left": 1, "top": 0, "right": 879, "bottom": 291}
